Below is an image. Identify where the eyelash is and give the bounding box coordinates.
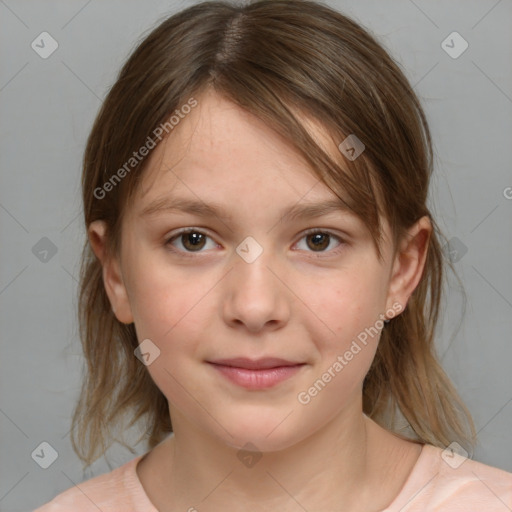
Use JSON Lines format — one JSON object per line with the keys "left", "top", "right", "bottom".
{"left": 164, "top": 227, "right": 346, "bottom": 258}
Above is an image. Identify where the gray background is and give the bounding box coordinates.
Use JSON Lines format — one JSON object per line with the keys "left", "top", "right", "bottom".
{"left": 1, "top": 0, "right": 511, "bottom": 510}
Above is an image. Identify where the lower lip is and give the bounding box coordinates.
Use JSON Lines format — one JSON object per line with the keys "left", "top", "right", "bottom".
{"left": 209, "top": 363, "right": 304, "bottom": 389}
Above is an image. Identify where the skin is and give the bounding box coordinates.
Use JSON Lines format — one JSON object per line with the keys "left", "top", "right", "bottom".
{"left": 89, "top": 88, "right": 431, "bottom": 511}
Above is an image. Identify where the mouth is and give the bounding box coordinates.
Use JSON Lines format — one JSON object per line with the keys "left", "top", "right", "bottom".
{"left": 206, "top": 357, "right": 306, "bottom": 389}
{"left": 209, "top": 357, "right": 304, "bottom": 370}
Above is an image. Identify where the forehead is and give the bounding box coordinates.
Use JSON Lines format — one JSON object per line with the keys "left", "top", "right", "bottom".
{"left": 134, "top": 90, "right": 348, "bottom": 208}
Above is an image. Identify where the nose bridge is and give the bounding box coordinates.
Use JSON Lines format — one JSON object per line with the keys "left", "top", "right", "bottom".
{"left": 223, "top": 235, "right": 289, "bottom": 331}
{"left": 233, "top": 234, "right": 279, "bottom": 297}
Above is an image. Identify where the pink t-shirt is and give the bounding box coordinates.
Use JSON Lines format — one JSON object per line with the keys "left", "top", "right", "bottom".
{"left": 34, "top": 443, "right": 512, "bottom": 511}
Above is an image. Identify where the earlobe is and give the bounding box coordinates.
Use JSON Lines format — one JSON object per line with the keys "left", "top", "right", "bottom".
{"left": 88, "top": 220, "right": 134, "bottom": 325}
{"left": 386, "top": 216, "right": 432, "bottom": 315}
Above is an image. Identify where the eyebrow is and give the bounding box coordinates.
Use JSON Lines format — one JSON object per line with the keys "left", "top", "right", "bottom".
{"left": 140, "top": 196, "right": 355, "bottom": 223}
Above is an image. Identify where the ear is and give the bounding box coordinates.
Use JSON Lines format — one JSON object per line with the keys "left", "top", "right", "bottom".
{"left": 385, "top": 215, "right": 432, "bottom": 316}
{"left": 88, "top": 220, "right": 134, "bottom": 325}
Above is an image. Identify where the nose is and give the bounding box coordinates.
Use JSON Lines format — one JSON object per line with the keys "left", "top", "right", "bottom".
{"left": 222, "top": 244, "right": 291, "bottom": 333}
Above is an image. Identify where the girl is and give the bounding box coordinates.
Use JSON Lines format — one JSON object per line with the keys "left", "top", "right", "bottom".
{"left": 35, "top": 0, "right": 512, "bottom": 510}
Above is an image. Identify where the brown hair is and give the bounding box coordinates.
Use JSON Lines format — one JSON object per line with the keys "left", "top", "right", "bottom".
{"left": 72, "top": 0, "right": 477, "bottom": 467}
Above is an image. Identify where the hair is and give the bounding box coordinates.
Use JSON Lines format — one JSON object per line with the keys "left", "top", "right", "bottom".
{"left": 72, "top": 0, "right": 477, "bottom": 467}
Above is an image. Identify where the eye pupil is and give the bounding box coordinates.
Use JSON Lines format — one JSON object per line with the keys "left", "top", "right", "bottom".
{"left": 307, "top": 233, "right": 330, "bottom": 251}
{"left": 183, "top": 232, "right": 206, "bottom": 251}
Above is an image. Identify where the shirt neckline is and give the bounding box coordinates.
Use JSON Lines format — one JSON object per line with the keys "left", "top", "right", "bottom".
{"left": 378, "top": 443, "right": 437, "bottom": 512}
{"left": 128, "top": 442, "right": 434, "bottom": 511}
{"left": 127, "top": 452, "right": 160, "bottom": 511}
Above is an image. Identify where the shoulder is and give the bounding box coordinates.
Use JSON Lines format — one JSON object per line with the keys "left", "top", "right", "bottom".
{"left": 33, "top": 454, "right": 157, "bottom": 512}
{"left": 389, "top": 443, "right": 512, "bottom": 511}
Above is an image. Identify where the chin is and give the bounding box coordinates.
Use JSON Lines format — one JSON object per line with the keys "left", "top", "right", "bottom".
{"left": 210, "top": 411, "right": 309, "bottom": 454}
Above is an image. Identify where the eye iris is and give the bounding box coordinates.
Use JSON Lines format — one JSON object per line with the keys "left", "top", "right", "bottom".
{"left": 182, "top": 232, "right": 206, "bottom": 251}
{"left": 307, "top": 233, "right": 329, "bottom": 251}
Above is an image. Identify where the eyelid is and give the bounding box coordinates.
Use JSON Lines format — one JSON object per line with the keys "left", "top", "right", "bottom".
{"left": 299, "top": 227, "right": 346, "bottom": 241}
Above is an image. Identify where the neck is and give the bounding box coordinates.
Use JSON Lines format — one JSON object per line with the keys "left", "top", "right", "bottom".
{"left": 161, "top": 402, "right": 373, "bottom": 511}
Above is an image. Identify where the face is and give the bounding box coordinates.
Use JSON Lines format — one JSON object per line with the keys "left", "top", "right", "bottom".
{"left": 89, "top": 89, "right": 430, "bottom": 452}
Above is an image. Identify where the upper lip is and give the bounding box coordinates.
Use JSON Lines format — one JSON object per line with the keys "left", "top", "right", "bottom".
{"left": 208, "top": 357, "right": 304, "bottom": 370}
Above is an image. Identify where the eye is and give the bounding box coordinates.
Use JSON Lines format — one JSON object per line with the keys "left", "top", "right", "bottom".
{"left": 165, "top": 228, "right": 218, "bottom": 254}
{"left": 164, "top": 228, "right": 346, "bottom": 257}
{"left": 294, "top": 229, "right": 345, "bottom": 255}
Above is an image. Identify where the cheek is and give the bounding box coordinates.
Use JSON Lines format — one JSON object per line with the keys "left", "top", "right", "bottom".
{"left": 296, "top": 267, "right": 387, "bottom": 402}
{"left": 306, "top": 268, "right": 384, "bottom": 347}
{"left": 127, "top": 262, "right": 215, "bottom": 405}
{"left": 126, "top": 246, "right": 201, "bottom": 323}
